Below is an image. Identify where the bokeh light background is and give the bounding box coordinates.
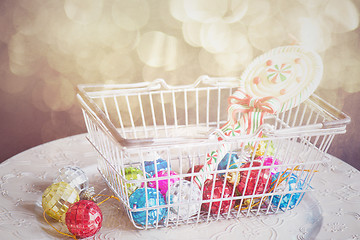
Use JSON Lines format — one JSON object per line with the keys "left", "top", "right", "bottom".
{"left": 0, "top": 0, "right": 359, "bottom": 169}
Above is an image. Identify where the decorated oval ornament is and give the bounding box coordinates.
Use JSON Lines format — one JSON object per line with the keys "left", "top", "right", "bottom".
{"left": 238, "top": 45, "right": 323, "bottom": 112}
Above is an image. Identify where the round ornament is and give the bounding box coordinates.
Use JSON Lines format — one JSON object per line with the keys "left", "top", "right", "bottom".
{"left": 129, "top": 188, "right": 167, "bottom": 226}
{"left": 257, "top": 156, "right": 281, "bottom": 176}
{"left": 236, "top": 161, "right": 271, "bottom": 196}
{"left": 239, "top": 45, "right": 323, "bottom": 112}
{"left": 166, "top": 180, "right": 202, "bottom": 220}
{"left": 271, "top": 172, "right": 304, "bottom": 210}
{"left": 185, "top": 164, "right": 203, "bottom": 182}
{"left": 148, "top": 170, "right": 180, "bottom": 196}
{"left": 55, "top": 166, "right": 89, "bottom": 194}
{"left": 201, "top": 178, "right": 234, "bottom": 214}
{"left": 124, "top": 167, "right": 145, "bottom": 196}
{"left": 65, "top": 200, "right": 103, "bottom": 238}
{"left": 42, "top": 182, "right": 80, "bottom": 221}
{"left": 144, "top": 158, "right": 168, "bottom": 178}
{"left": 252, "top": 140, "right": 276, "bottom": 158}
{"left": 217, "top": 153, "right": 239, "bottom": 177}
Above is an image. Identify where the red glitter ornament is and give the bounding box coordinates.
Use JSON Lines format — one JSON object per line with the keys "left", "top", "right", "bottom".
{"left": 236, "top": 161, "right": 271, "bottom": 196}
{"left": 201, "top": 178, "right": 234, "bottom": 214}
{"left": 185, "top": 164, "right": 204, "bottom": 182}
{"left": 65, "top": 200, "right": 103, "bottom": 238}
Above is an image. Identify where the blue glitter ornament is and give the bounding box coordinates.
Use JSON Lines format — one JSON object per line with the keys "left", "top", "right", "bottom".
{"left": 144, "top": 159, "right": 168, "bottom": 178}
{"left": 271, "top": 172, "right": 305, "bottom": 210}
{"left": 129, "top": 188, "right": 167, "bottom": 226}
{"left": 217, "top": 153, "right": 239, "bottom": 177}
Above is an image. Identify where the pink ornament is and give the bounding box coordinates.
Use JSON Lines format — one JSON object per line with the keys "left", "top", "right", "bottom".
{"left": 202, "top": 178, "right": 234, "bottom": 214}
{"left": 149, "top": 170, "right": 180, "bottom": 196}
{"left": 236, "top": 161, "right": 271, "bottom": 196}
{"left": 65, "top": 200, "right": 103, "bottom": 238}
{"left": 258, "top": 156, "right": 281, "bottom": 176}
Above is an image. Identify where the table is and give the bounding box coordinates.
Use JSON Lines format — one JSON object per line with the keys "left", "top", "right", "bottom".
{"left": 0, "top": 134, "right": 359, "bottom": 239}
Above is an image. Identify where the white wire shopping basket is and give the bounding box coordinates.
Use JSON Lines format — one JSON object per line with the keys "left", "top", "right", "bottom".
{"left": 77, "top": 76, "right": 350, "bottom": 229}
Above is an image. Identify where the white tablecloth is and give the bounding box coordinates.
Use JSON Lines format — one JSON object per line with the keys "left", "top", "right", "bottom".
{"left": 1, "top": 134, "right": 359, "bottom": 239}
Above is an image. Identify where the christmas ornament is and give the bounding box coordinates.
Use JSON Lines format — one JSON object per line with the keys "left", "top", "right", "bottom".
{"left": 185, "top": 164, "right": 203, "bottom": 182}
{"left": 217, "top": 153, "right": 239, "bottom": 177}
{"left": 257, "top": 156, "right": 281, "bottom": 176}
{"left": 148, "top": 170, "right": 180, "bottom": 196}
{"left": 65, "top": 200, "right": 103, "bottom": 238}
{"left": 124, "top": 167, "right": 145, "bottom": 196}
{"left": 55, "top": 166, "right": 89, "bottom": 194}
{"left": 144, "top": 158, "right": 168, "bottom": 178}
{"left": 166, "top": 180, "right": 202, "bottom": 220}
{"left": 42, "top": 182, "right": 79, "bottom": 221}
{"left": 129, "top": 188, "right": 167, "bottom": 226}
{"left": 201, "top": 178, "right": 234, "bottom": 214}
{"left": 236, "top": 161, "right": 271, "bottom": 196}
{"left": 271, "top": 172, "right": 304, "bottom": 210}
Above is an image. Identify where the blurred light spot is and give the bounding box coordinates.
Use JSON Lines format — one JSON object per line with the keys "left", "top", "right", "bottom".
{"left": 222, "top": 0, "right": 249, "bottom": 23}
{"left": 298, "top": 17, "right": 331, "bottom": 52}
{"left": 170, "top": 0, "right": 190, "bottom": 22}
{"left": 184, "top": 0, "right": 227, "bottom": 23}
{"left": 99, "top": 53, "right": 134, "bottom": 79}
{"left": 182, "top": 21, "right": 203, "bottom": 47}
{"left": 64, "top": 0, "right": 103, "bottom": 25}
{"left": 42, "top": 77, "right": 75, "bottom": 111}
{"left": 200, "top": 22, "right": 231, "bottom": 53}
{"left": 241, "top": 0, "right": 270, "bottom": 25}
{"left": 199, "top": 49, "right": 236, "bottom": 76}
{"left": 322, "top": 0, "right": 359, "bottom": 33}
{"left": 112, "top": 0, "right": 150, "bottom": 31}
{"left": 248, "top": 17, "right": 286, "bottom": 51}
{"left": 137, "top": 31, "right": 181, "bottom": 70}
{"left": 12, "top": 4, "right": 47, "bottom": 36}
{"left": 8, "top": 33, "right": 42, "bottom": 76}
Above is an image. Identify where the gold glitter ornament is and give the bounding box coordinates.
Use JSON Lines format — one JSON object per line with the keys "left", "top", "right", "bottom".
{"left": 42, "top": 182, "right": 80, "bottom": 221}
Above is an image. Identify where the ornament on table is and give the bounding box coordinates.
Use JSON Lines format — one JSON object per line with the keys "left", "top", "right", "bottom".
{"left": 201, "top": 178, "right": 234, "bottom": 214}
{"left": 236, "top": 161, "right": 271, "bottom": 196}
{"left": 42, "top": 182, "right": 80, "bottom": 221}
{"left": 144, "top": 158, "right": 168, "bottom": 178}
{"left": 217, "top": 153, "right": 240, "bottom": 177}
{"left": 124, "top": 167, "right": 145, "bottom": 197}
{"left": 271, "top": 172, "right": 305, "bottom": 210}
{"left": 185, "top": 164, "right": 203, "bottom": 182}
{"left": 55, "top": 166, "right": 89, "bottom": 194}
{"left": 65, "top": 200, "right": 103, "bottom": 238}
{"left": 148, "top": 170, "right": 180, "bottom": 196}
{"left": 166, "top": 180, "right": 202, "bottom": 220}
{"left": 129, "top": 187, "right": 167, "bottom": 226}
{"left": 257, "top": 156, "right": 281, "bottom": 176}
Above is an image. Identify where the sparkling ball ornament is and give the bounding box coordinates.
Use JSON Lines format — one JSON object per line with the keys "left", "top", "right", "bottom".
{"left": 271, "top": 172, "right": 304, "bottom": 210}
{"left": 185, "top": 164, "right": 203, "bottom": 182}
{"left": 65, "top": 200, "right": 103, "bottom": 238}
{"left": 148, "top": 170, "right": 180, "bottom": 196}
{"left": 217, "top": 153, "right": 239, "bottom": 177}
{"left": 166, "top": 180, "right": 202, "bottom": 220}
{"left": 236, "top": 161, "right": 271, "bottom": 196}
{"left": 202, "top": 178, "right": 234, "bottom": 214}
{"left": 55, "top": 166, "right": 89, "bottom": 193}
{"left": 144, "top": 158, "right": 168, "bottom": 178}
{"left": 129, "top": 188, "right": 167, "bottom": 226}
{"left": 124, "top": 167, "right": 145, "bottom": 196}
{"left": 257, "top": 156, "right": 281, "bottom": 176}
{"left": 42, "top": 182, "right": 80, "bottom": 221}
